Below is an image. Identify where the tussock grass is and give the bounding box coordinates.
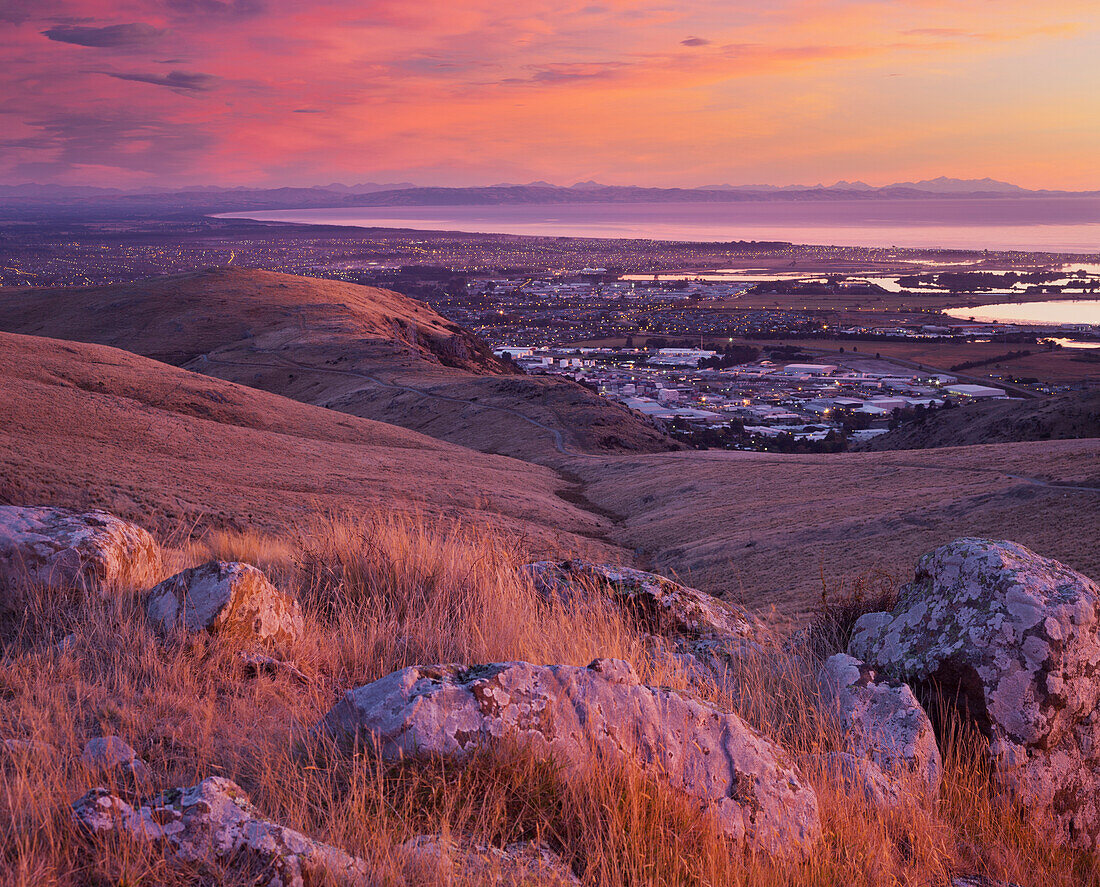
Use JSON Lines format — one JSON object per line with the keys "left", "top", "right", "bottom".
{"left": 799, "top": 566, "right": 901, "bottom": 664}
{"left": 0, "top": 512, "right": 1096, "bottom": 885}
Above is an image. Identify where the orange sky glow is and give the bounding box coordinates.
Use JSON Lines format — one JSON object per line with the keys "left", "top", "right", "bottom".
{"left": 1, "top": 0, "right": 1098, "bottom": 189}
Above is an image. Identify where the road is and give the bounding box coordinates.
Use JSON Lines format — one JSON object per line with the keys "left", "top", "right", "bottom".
{"left": 871, "top": 354, "right": 1042, "bottom": 399}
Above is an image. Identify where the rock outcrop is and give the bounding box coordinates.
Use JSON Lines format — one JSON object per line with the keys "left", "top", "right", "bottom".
{"left": 73, "top": 776, "right": 372, "bottom": 887}
{"left": 818, "top": 654, "right": 941, "bottom": 797}
{"left": 525, "top": 560, "right": 762, "bottom": 642}
{"left": 849, "top": 538, "right": 1100, "bottom": 849}
{"left": 315, "top": 658, "right": 820, "bottom": 857}
{"left": 951, "top": 876, "right": 1025, "bottom": 887}
{"left": 146, "top": 561, "right": 303, "bottom": 650}
{"left": 0, "top": 505, "right": 161, "bottom": 594}
{"left": 240, "top": 651, "right": 309, "bottom": 684}
{"left": 525, "top": 560, "right": 765, "bottom": 689}
{"left": 2, "top": 738, "right": 58, "bottom": 763}
{"left": 400, "top": 835, "right": 580, "bottom": 886}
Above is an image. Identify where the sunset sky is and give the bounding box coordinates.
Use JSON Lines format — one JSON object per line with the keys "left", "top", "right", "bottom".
{"left": 1, "top": 0, "right": 1098, "bottom": 190}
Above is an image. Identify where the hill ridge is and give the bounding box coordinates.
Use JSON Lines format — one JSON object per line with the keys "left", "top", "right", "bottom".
{"left": 0, "top": 328, "right": 618, "bottom": 557}
{"left": 857, "top": 390, "right": 1100, "bottom": 451}
{"left": 0, "top": 268, "right": 676, "bottom": 463}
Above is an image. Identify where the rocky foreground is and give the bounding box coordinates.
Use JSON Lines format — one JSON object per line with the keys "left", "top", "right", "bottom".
{"left": 2, "top": 504, "right": 1099, "bottom": 884}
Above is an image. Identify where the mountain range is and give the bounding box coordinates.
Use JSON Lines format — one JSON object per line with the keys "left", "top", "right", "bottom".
{"left": 695, "top": 176, "right": 1029, "bottom": 194}
{"left": 2, "top": 176, "right": 1096, "bottom": 220}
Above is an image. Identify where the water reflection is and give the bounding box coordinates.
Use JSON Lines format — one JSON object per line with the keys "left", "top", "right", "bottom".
{"left": 944, "top": 299, "right": 1100, "bottom": 326}
{"left": 1046, "top": 337, "right": 1100, "bottom": 349}
{"left": 218, "top": 196, "right": 1100, "bottom": 252}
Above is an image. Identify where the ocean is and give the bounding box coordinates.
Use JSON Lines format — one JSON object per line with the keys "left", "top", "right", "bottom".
{"left": 219, "top": 196, "right": 1100, "bottom": 254}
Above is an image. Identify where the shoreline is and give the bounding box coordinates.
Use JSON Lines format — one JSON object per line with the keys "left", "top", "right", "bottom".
{"left": 214, "top": 198, "right": 1100, "bottom": 254}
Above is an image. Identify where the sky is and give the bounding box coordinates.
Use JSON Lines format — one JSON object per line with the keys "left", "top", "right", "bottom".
{"left": 1, "top": 0, "right": 1098, "bottom": 190}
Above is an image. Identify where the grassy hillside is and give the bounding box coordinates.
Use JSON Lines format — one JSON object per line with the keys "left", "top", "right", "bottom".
{"left": 0, "top": 330, "right": 618, "bottom": 559}
{"left": 571, "top": 443, "right": 1100, "bottom": 628}
{"left": 0, "top": 267, "right": 507, "bottom": 373}
{"left": 858, "top": 389, "right": 1100, "bottom": 451}
{"left": 2, "top": 270, "right": 1095, "bottom": 630}
{"left": 3, "top": 272, "right": 1099, "bottom": 885}
{"left": 2, "top": 512, "right": 1092, "bottom": 886}
{"left": 0, "top": 269, "right": 676, "bottom": 463}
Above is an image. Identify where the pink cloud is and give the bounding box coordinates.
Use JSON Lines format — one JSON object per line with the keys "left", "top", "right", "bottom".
{"left": 0, "top": 0, "right": 1095, "bottom": 188}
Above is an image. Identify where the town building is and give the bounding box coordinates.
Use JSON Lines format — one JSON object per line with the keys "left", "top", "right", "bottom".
{"left": 944, "top": 384, "right": 1009, "bottom": 399}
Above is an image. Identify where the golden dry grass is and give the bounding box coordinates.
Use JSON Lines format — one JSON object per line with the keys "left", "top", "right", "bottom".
{"left": 0, "top": 270, "right": 674, "bottom": 466}
{"left": 1, "top": 512, "right": 1096, "bottom": 885}
{"left": 572, "top": 439, "right": 1100, "bottom": 630}
{"left": 0, "top": 329, "right": 620, "bottom": 559}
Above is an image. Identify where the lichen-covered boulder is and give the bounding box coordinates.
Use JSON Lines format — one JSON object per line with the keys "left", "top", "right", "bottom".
{"left": 849, "top": 538, "right": 1100, "bottom": 849}
{"left": 818, "top": 654, "right": 941, "bottom": 797}
{"left": 73, "top": 777, "right": 372, "bottom": 887}
{"left": 524, "top": 560, "right": 763, "bottom": 643}
{"left": 0, "top": 506, "right": 162, "bottom": 594}
{"left": 146, "top": 561, "right": 303, "bottom": 650}
{"left": 315, "top": 658, "right": 820, "bottom": 857}
{"left": 799, "top": 752, "right": 903, "bottom": 809}
{"left": 400, "top": 835, "right": 580, "bottom": 886}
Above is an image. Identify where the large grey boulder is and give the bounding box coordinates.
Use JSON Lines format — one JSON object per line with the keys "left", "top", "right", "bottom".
{"left": 399, "top": 835, "right": 580, "bottom": 886}
{"left": 0, "top": 506, "right": 162, "bottom": 594}
{"left": 849, "top": 538, "right": 1100, "bottom": 849}
{"left": 146, "top": 561, "right": 303, "bottom": 650}
{"left": 73, "top": 776, "right": 373, "bottom": 887}
{"left": 315, "top": 658, "right": 820, "bottom": 857}
{"left": 2, "top": 738, "right": 58, "bottom": 763}
{"left": 818, "top": 654, "right": 941, "bottom": 797}
{"left": 82, "top": 736, "right": 139, "bottom": 769}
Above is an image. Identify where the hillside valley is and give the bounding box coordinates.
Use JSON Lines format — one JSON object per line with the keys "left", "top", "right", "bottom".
{"left": 0, "top": 330, "right": 617, "bottom": 558}
{"left": 2, "top": 267, "right": 1100, "bottom": 887}
{"left": 0, "top": 269, "right": 675, "bottom": 463}
{"left": 567, "top": 441, "right": 1100, "bottom": 627}
{"left": 1, "top": 269, "right": 1098, "bottom": 629}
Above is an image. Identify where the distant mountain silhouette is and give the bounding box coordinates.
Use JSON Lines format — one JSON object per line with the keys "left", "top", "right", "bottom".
{"left": 887, "top": 176, "right": 1026, "bottom": 194}
{"left": 695, "top": 176, "right": 1024, "bottom": 194}
{"left": 2, "top": 177, "right": 1096, "bottom": 219}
